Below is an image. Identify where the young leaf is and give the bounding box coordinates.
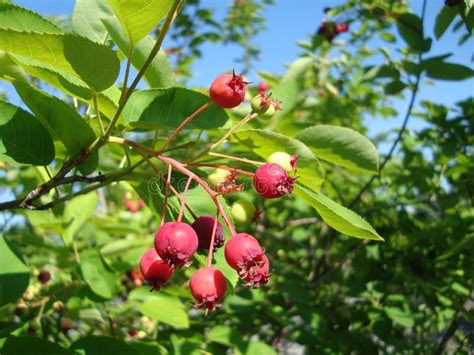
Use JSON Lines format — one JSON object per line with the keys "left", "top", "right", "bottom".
{"left": 2, "top": 336, "right": 73, "bottom": 355}
{"left": 80, "top": 250, "right": 118, "bottom": 300}
{"left": 124, "top": 88, "right": 228, "bottom": 130}
{"left": 14, "top": 82, "right": 99, "bottom": 174}
{"left": 72, "top": 0, "right": 115, "bottom": 43}
{"left": 434, "top": 5, "right": 458, "bottom": 39}
{"left": 139, "top": 294, "right": 189, "bottom": 329}
{"left": 0, "top": 100, "right": 55, "bottom": 165}
{"left": 107, "top": 0, "right": 174, "bottom": 44}
{"left": 103, "top": 17, "right": 176, "bottom": 88}
{"left": 0, "top": 236, "right": 29, "bottom": 306}
{"left": 296, "top": 125, "right": 379, "bottom": 174}
{"left": 231, "top": 129, "right": 325, "bottom": 191}
{"left": 294, "top": 184, "right": 383, "bottom": 241}
{"left": 63, "top": 193, "right": 99, "bottom": 245}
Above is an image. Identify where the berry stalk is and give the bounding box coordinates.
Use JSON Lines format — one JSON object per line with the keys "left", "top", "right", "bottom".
{"left": 161, "top": 164, "right": 172, "bottom": 226}
{"left": 177, "top": 176, "right": 193, "bottom": 222}
{"left": 207, "top": 210, "right": 220, "bottom": 267}
{"left": 184, "top": 163, "right": 254, "bottom": 177}
{"left": 208, "top": 112, "right": 256, "bottom": 151}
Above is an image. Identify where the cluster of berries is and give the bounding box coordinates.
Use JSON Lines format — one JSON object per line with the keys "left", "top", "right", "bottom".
{"left": 137, "top": 71, "right": 297, "bottom": 311}
{"left": 317, "top": 20, "right": 349, "bottom": 43}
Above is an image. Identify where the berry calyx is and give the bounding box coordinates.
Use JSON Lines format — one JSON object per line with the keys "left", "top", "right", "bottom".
{"left": 231, "top": 199, "right": 256, "bottom": 225}
{"left": 191, "top": 215, "right": 225, "bottom": 250}
{"left": 37, "top": 270, "right": 51, "bottom": 284}
{"left": 210, "top": 71, "right": 248, "bottom": 108}
{"left": 154, "top": 222, "right": 199, "bottom": 268}
{"left": 189, "top": 267, "right": 227, "bottom": 311}
{"left": 253, "top": 163, "right": 296, "bottom": 199}
{"left": 250, "top": 93, "right": 281, "bottom": 119}
{"left": 140, "top": 248, "right": 173, "bottom": 291}
{"left": 208, "top": 168, "right": 231, "bottom": 188}
{"left": 267, "top": 152, "right": 298, "bottom": 173}
{"left": 225, "top": 233, "right": 270, "bottom": 288}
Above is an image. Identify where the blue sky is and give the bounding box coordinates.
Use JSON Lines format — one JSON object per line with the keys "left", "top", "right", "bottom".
{"left": 1, "top": 0, "right": 473, "bottom": 145}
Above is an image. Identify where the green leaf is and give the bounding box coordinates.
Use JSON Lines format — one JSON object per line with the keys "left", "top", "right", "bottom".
{"left": 0, "top": 30, "right": 119, "bottom": 92}
{"left": 231, "top": 129, "right": 325, "bottom": 191}
{"left": 80, "top": 250, "right": 118, "bottom": 300}
{"left": 384, "top": 80, "right": 407, "bottom": 95}
{"left": 103, "top": 17, "right": 176, "bottom": 88}
{"left": 296, "top": 125, "right": 379, "bottom": 174}
{"left": 0, "top": 3, "right": 61, "bottom": 33}
{"left": 396, "top": 13, "right": 431, "bottom": 52}
{"left": 63, "top": 193, "right": 98, "bottom": 245}
{"left": 124, "top": 88, "right": 228, "bottom": 130}
{"left": 107, "top": 0, "right": 174, "bottom": 44}
{"left": 72, "top": 0, "right": 114, "bottom": 42}
{"left": 246, "top": 342, "right": 277, "bottom": 355}
{"left": 425, "top": 61, "right": 474, "bottom": 81}
{"left": 0, "top": 100, "right": 55, "bottom": 165}
{"left": 14, "top": 82, "right": 98, "bottom": 174}
{"left": 214, "top": 248, "right": 239, "bottom": 289}
{"left": 0, "top": 322, "right": 23, "bottom": 339}
{"left": 385, "top": 307, "right": 415, "bottom": 328}
{"left": 63, "top": 34, "right": 120, "bottom": 92}
{"left": 0, "top": 236, "right": 29, "bottom": 306}
{"left": 139, "top": 294, "right": 189, "bottom": 329}
{"left": 294, "top": 185, "right": 383, "bottom": 241}
{"left": 207, "top": 325, "right": 246, "bottom": 351}
{"left": 434, "top": 5, "right": 458, "bottom": 39}
{"left": 3, "top": 336, "right": 73, "bottom": 355}
{"left": 71, "top": 336, "right": 140, "bottom": 355}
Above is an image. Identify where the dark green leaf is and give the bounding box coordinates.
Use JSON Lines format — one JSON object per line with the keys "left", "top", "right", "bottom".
{"left": 3, "top": 336, "right": 73, "bottom": 355}
{"left": 434, "top": 5, "right": 458, "bottom": 39}
{"left": 14, "top": 82, "right": 98, "bottom": 174}
{"left": 425, "top": 61, "right": 474, "bottom": 80}
{"left": 0, "top": 236, "right": 29, "bottom": 306}
{"left": 296, "top": 125, "right": 379, "bottom": 174}
{"left": 396, "top": 13, "right": 431, "bottom": 52}
{"left": 384, "top": 80, "right": 407, "bottom": 95}
{"left": 124, "top": 88, "right": 228, "bottom": 130}
{"left": 71, "top": 336, "right": 140, "bottom": 355}
{"left": 0, "top": 100, "right": 55, "bottom": 165}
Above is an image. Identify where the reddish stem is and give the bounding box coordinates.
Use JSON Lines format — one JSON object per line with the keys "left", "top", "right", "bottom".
{"left": 177, "top": 176, "right": 193, "bottom": 222}
{"left": 207, "top": 209, "right": 220, "bottom": 267}
{"left": 160, "top": 164, "right": 172, "bottom": 226}
{"left": 158, "top": 102, "right": 212, "bottom": 155}
{"left": 184, "top": 163, "right": 254, "bottom": 177}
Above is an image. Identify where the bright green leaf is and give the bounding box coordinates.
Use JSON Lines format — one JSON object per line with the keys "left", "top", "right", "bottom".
{"left": 294, "top": 185, "right": 383, "bottom": 241}
{"left": 385, "top": 307, "right": 415, "bottom": 328}
{"left": 103, "top": 17, "right": 176, "bottom": 88}
{"left": 246, "top": 342, "right": 277, "bottom": 355}
{"left": 296, "top": 125, "right": 379, "bottom": 174}
{"left": 124, "top": 88, "right": 228, "bottom": 130}
{"left": 107, "top": 0, "right": 174, "bottom": 44}
{"left": 139, "top": 294, "right": 189, "bottom": 329}
{"left": 80, "top": 250, "right": 118, "bottom": 300}
{"left": 63, "top": 193, "right": 98, "bottom": 245}
{"left": 0, "top": 3, "right": 61, "bottom": 33}
{"left": 0, "top": 100, "right": 55, "bottom": 165}
{"left": 0, "top": 236, "right": 29, "bottom": 306}
{"left": 72, "top": 0, "right": 114, "bottom": 42}
{"left": 231, "top": 129, "right": 325, "bottom": 191}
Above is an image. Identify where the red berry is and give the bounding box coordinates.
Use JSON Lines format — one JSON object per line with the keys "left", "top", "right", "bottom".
{"left": 258, "top": 82, "right": 269, "bottom": 92}
{"left": 209, "top": 71, "right": 247, "bottom": 108}
{"left": 335, "top": 23, "right": 349, "bottom": 33}
{"left": 189, "top": 267, "right": 227, "bottom": 310}
{"left": 37, "top": 270, "right": 51, "bottom": 284}
{"left": 191, "top": 215, "right": 224, "bottom": 250}
{"left": 154, "top": 222, "right": 198, "bottom": 268}
{"left": 140, "top": 248, "right": 173, "bottom": 290}
{"left": 125, "top": 198, "right": 138, "bottom": 213}
{"left": 225, "top": 233, "right": 270, "bottom": 287}
{"left": 253, "top": 163, "right": 296, "bottom": 199}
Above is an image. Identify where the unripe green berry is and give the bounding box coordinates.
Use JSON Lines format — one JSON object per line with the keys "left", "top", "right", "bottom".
{"left": 267, "top": 152, "right": 293, "bottom": 172}
{"left": 251, "top": 95, "right": 270, "bottom": 114}
{"left": 259, "top": 103, "right": 276, "bottom": 119}
{"left": 208, "top": 169, "right": 230, "bottom": 187}
{"left": 231, "top": 200, "right": 256, "bottom": 225}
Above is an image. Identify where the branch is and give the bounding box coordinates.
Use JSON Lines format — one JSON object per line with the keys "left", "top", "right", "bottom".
{"left": 434, "top": 313, "right": 463, "bottom": 355}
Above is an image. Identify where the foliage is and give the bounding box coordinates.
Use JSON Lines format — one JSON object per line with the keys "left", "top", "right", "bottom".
{"left": 0, "top": 0, "right": 473, "bottom": 353}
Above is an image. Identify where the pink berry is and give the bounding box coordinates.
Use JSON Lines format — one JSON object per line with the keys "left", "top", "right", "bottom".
{"left": 189, "top": 267, "right": 227, "bottom": 310}
{"left": 253, "top": 163, "right": 296, "bottom": 199}
{"left": 140, "top": 248, "right": 173, "bottom": 291}
{"left": 258, "top": 82, "right": 269, "bottom": 92}
{"left": 125, "top": 198, "right": 138, "bottom": 213}
{"left": 154, "top": 222, "right": 198, "bottom": 268}
{"left": 209, "top": 71, "right": 247, "bottom": 108}
{"left": 335, "top": 23, "right": 349, "bottom": 33}
{"left": 225, "top": 233, "right": 270, "bottom": 288}
{"left": 191, "top": 215, "right": 224, "bottom": 250}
